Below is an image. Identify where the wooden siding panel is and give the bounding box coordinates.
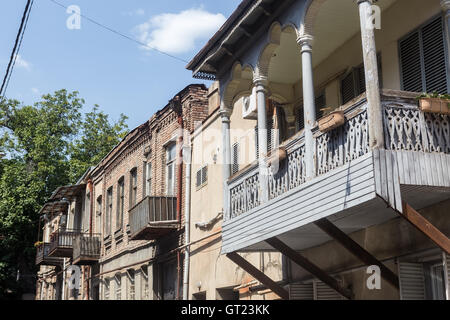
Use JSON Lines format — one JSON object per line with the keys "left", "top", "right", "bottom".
{"left": 222, "top": 153, "right": 376, "bottom": 253}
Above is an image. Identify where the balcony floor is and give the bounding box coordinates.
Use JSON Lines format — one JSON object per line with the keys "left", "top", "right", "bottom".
{"left": 130, "top": 221, "right": 179, "bottom": 241}
{"left": 222, "top": 150, "right": 450, "bottom": 253}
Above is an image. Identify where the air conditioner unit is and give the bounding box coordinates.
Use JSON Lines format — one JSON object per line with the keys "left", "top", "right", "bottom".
{"left": 242, "top": 86, "right": 257, "bottom": 120}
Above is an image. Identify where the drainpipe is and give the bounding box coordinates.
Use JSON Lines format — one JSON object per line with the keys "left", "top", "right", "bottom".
{"left": 182, "top": 144, "right": 192, "bottom": 300}
{"left": 87, "top": 179, "right": 94, "bottom": 300}
{"left": 174, "top": 96, "right": 184, "bottom": 299}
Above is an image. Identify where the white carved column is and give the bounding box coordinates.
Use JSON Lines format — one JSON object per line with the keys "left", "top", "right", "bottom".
{"left": 220, "top": 107, "right": 232, "bottom": 219}
{"left": 358, "top": 0, "right": 385, "bottom": 149}
{"left": 254, "top": 73, "right": 270, "bottom": 203}
{"left": 298, "top": 34, "right": 316, "bottom": 179}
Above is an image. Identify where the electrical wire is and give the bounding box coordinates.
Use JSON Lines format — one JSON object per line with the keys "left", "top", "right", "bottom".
{"left": 48, "top": 0, "right": 189, "bottom": 64}
{"left": 0, "top": 0, "right": 34, "bottom": 100}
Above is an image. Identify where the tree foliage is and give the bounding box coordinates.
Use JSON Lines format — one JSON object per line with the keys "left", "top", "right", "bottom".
{"left": 0, "top": 90, "right": 128, "bottom": 299}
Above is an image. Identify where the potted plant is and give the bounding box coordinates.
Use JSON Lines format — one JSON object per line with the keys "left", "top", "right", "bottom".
{"left": 418, "top": 92, "right": 450, "bottom": 115}
{"left": 318, "top": 108, "right": 345, "bottom": 133}
{"left": 34, "top": 241, "right": 44, "bottom": 248}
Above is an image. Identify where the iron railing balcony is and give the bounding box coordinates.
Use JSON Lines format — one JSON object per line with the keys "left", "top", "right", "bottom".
{"left": 48, "top": 228, "right": 80, "bottom": 258}
{"left": 129, "top": 196, "right": 179, "bottom": 240}
{"left": 73, "top": 233, "right": 101, "bottom": 266}
{"left": 35, "top": 243, "right": 63, "bottom": 268}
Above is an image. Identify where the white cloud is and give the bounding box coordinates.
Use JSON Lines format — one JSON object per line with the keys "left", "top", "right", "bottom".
{"left": 31, "top": 88, "right": 40, "bottom": 95}
{"left": 134, "top": 8, "right": 226, "bottom": 54}
{"left": 15, "top": 54, "right": 31, "bottom": 70}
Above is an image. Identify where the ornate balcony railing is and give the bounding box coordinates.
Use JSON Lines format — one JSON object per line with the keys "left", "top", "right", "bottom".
{"left": 226, "top": 90, "right": 450, "bottom": 220}
{"left": 35, "top": 243, "right": 63, "bottom": 267}
{"left": 73, "top": 233, "right": 101, "bottom": 265}
{"left": 48, "top": 229, "right": 80, "bottom": 258}
{"left": 129, "top": 196, "right": 178, "bottom": 240}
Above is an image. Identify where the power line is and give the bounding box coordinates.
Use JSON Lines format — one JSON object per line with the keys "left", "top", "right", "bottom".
{"left": 0, "top": 0, "right": 34, "bottom": 100}
{"left": 48, "top": 0, "right": 189, "bottom": 64}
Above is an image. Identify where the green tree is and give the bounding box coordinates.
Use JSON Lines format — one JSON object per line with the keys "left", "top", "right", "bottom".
{"left": 0, "top": 90, "right": 128, "bottom": 299}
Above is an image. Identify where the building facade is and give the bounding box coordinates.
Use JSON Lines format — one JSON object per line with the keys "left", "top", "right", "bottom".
{"left": 35, "top": 84, "right": 209, "bottom": 300}
{"left": 35, "top": 0, "right": 450, "bottom": 300}
{"left": 187, "top": 0, "right": 450, "bottom": 300}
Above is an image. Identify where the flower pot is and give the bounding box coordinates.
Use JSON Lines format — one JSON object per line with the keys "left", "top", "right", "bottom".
{"left": 419, "top": 98, "right": 450, "bottom": 115}
{"left": 318, "top": 111, "right": 345, "bottom": 133}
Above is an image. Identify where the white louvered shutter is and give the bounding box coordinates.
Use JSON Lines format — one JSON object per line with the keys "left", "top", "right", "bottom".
{"left": 314, "top": 280, "right": 345, "bottom": 300}
{"left": 341, "top": 72, "right": 356, "bottom": 104}
{"left": 399, "top": 16, "right": 448, "bottom": 94}
{"left": 289, "top": 283, "right": 314, "bottom": 300}
{"left": 315, "top": 94, "right": 326, "bottom": 120}
{"left": 398, "top": 262, "right": 426, "bottom": 300}
{"left": 232, "top": 143, "right": 239, "bottom": 175}
{"left": 422, "top": 17, "right": 447, "bottom": 94}
{"left": 444, "top": 252, "right": 450, "bottom": 300}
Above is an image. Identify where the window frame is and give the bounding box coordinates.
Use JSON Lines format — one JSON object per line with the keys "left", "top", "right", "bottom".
{"left": 165, "top": 143, "right": 177, "bottom": 196}
{"left": 129, "top": 168, "right": 138, "bottom": 208}
{"left": 116, "top": 177, "right": 125, "bottom": 232}
{"left": 106, "top": 187, "right": 113, "bottom": 237}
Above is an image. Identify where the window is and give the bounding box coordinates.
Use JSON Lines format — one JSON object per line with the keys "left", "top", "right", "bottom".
{"left": 398, "top": 254, "right": 449, "bottom": 300}
{"left": 341, "top": 55, "right": 382, "bottom": 105}
{"left": 116, "top": 178, "right": 124, "bottom": 231}
{"left": 130, "top": 168, "right": 138, "bottom": 208}
{"left": 104, "top": 279, "right": 110, "bottom": 300}
{"left": 96, "top": 196, "right": 102, "bottom": 234}
{"left": 231, "top": 143, "right": 239, "bottom": 175}
{"left": 84, "top": 192, "right": 90, "bottom": 232}
{"left": 315, "top": 93, "right": 326, "bottom": 120}
{"left": 115, "top": 274, "right": 122, "bottom": 300}
{"left": 141, "top": 265, "right": 149, "bottom": 300}
{"left": 145, "top": 162, "right": 152, "bottom": 197}
{"left": 196, "top": 166, "right": 208, "bottom": 188}
{"left": 106, "top": 188, "right": 113, "bottom": 236}
{"left": 166, "top": 144, "right": 176, "bottom": 196}
{"left": 127, "top": 269, "right": 135, "bottom": 300}
{"left": 399, "top": 16, "right": 448, "bottom": 94}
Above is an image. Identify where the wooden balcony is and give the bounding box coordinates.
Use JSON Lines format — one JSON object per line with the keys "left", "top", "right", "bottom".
{"left": 73, "top": 233, "right": 101, "bottom": 266}
{"left": 35, "top": 243, "right": 63, "bottom": 268}
{"left": 223, "top": 90, "right": 450, "bottom": 254}
{"left": 129, "top": 196, "right": 179, "bottom": 240}
{"left": 48, "top": 229, "right": 80, "bottom": 258}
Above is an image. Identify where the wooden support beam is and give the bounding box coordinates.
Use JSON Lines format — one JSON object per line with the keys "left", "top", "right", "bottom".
{"left": 266, "top": 237, "right": 353, "bottom": 300}
{"left": 314, "top": 219, "right": 399, "bottom": 289}
{"left": 401, "top": 202, "right": 450, "bottom": 254}
{"left": 226, "top": 252, "right": 289, "bottom": 300}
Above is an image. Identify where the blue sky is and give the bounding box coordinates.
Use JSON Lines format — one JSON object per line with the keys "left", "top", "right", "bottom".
{"left": 0, "top": 0, "right": 241, "bottom": 129}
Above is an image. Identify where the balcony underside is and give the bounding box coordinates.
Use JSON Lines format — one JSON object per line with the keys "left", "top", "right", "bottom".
{"left": 73, "top": 256, "right": 99, "bottom": 266}
{"left": 48, "top": 247, "right": 73, "bottom": 258}
{"left": 222, "top": 150, "right": 450, "bottom": 253}
{"left": 36, "top": 256, "right": 63, "bottom": 268}
{"left": 130, "top": 221, "right": 179, "bottom": 241}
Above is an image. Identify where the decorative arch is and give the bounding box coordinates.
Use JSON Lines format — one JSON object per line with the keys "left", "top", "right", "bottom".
{"left": 256, "top": 22, "right": 282, "bottom": 77}
{"left": 221, "top": 62, "right": 254, "bottom": 110}
{"left": 298, "top": 0, "right": 328, "bottom": 38}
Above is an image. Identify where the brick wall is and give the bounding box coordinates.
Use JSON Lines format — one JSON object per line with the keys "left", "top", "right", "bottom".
{"left": 89, "top": 84, "right": 208, "bottom": 298}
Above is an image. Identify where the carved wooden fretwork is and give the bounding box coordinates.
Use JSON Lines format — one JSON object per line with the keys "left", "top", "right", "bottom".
{"left": 268, "top": 144, "right": 306, "bottom": 200}
{"left": 229, "top": 172, "right": 260, "bottom": 219}
{"left": 316, "top": 109, "right": 369, "bottom": 175}
{"left": 384, "top": 103, "right": 450, "bottom": 154}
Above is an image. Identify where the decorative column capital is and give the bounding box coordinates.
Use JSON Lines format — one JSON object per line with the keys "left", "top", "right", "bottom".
{"left": 297, "top": 34, "right": 314, "bottom": 53}
{"left": 357, "top": 0, "right": 373, "bottom": 5}
{"left": 219, "top": 108, "right": 232, "bottom": 121}
{"left": 441, "top": 0, "right": 450, "bottom": 11}
{"left": 253, "top": 74, "right": 269, "bottom": 88}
